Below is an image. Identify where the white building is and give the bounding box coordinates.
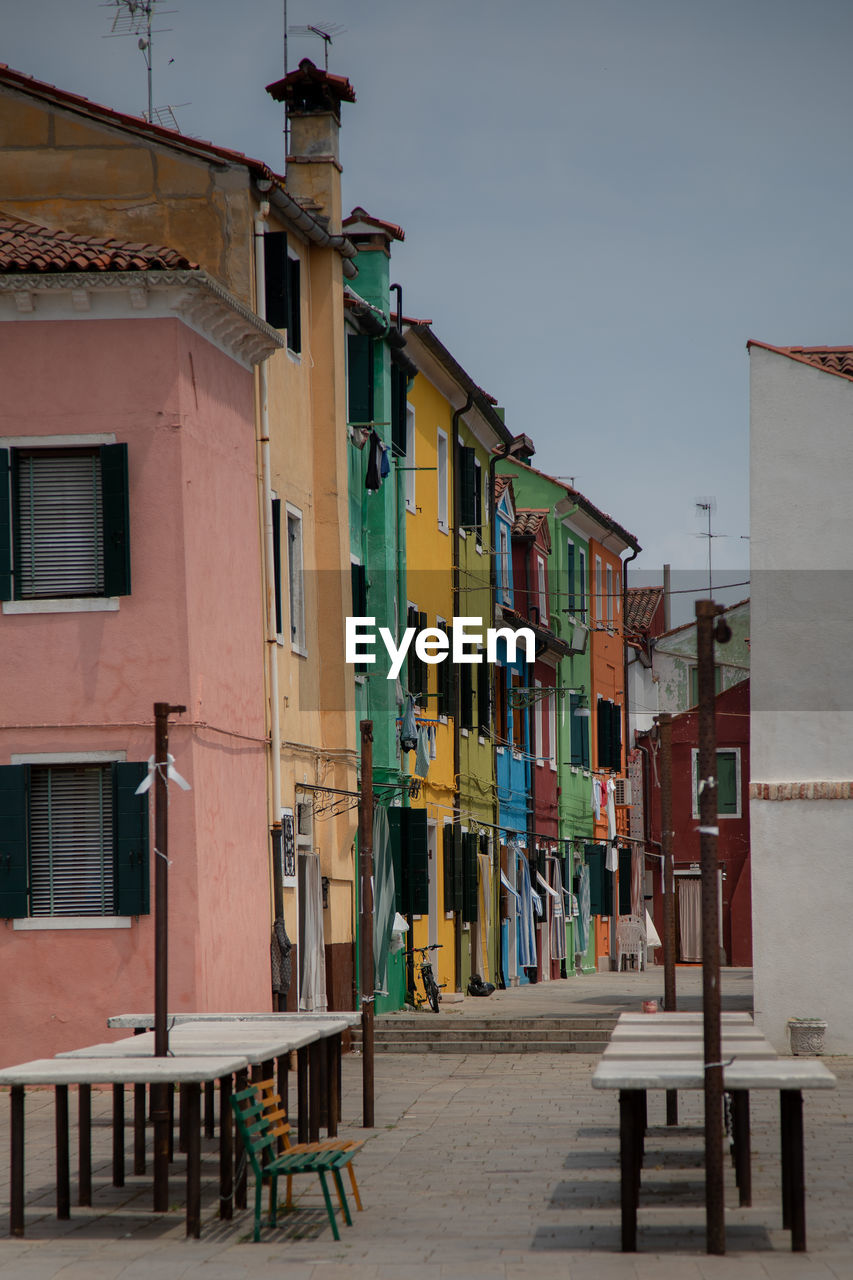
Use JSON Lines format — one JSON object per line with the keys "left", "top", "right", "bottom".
{"left": 748, "top": 340, "right": 853, "bottom": 1053}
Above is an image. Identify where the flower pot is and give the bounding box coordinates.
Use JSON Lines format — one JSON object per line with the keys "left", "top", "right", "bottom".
{"left": 788, "top": 1018, "right": 827, "bottom": 1056}
{"left": 641, "top": 1000, "right": 658, "bottom": 1014}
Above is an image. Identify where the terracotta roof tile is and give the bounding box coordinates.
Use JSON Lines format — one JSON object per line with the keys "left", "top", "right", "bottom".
{"left": 625, "top": 586, "right": 663, "bottom": 634}
{"left": 747, "top": 341, "right": 853, "bottom": 383}
{"left": 511, "top": 508, "right": 551, "bottom": 549}
{"left": 0, "top": 214, "right": 197, "bottom": 274}
{"left": 494, "top": 474, "right": 513, "bottom": 501}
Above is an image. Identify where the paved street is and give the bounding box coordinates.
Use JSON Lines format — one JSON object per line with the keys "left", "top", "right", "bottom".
{"left": 0, "top": 971, "right": 851, "bottom": 1278}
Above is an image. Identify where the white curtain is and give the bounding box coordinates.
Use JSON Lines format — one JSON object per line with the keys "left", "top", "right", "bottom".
{"left": 299, "top": 853, "right": 328, "bottom": 1012}
{"left": 678, "top": 878, "right": 702, "bottom": 962}
{"left": 372, "top": 807, "right": 396, "bottom": 997}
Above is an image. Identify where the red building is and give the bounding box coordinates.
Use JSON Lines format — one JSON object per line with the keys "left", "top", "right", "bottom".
{"left": 639, "top": 679, "right": 752, "bottom": 967}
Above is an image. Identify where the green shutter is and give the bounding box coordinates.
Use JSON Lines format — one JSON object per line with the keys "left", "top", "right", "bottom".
{"left": 581, "top": 706, "right": 590, "bottom": 769}
{"left": 570, "top": 693, "right": 582, "bottom": 765}
{"left": 596, "top": 699, "right": 608, "bottom": 770}
{"left": 442, "top": 823, "right": 454, "bottom": 914}
{"left": 347, "top": 334, "right": 374, "bottom": 426}
{"left": 473, "top": 461, "right": 482, "bottom": 542}
{"left": 287, "top": 256, "right": 301, "bottom": 353}
{"left": 566, "top": 541, "right": 575, "bottom": 614}
{"left": 100, "top": 444, "right": 131, "bottom": 597}
{"left": 618, "top": 847, "right": 632, "bottom": 916}
{"left": 390, "top": 363, "right": 409, "bottom": 456}
{"left": 437, "top": 624, "right": 454, "bottom": 717}
{"left": 459, "top": 446, "right": 477, "bottom": 529}
{"left": 388, "top": 807, "right": 404, "bottom": 915}
{"left": 406, "top": 808, "right": 429, "bottom": 916}
{"left": 717, "top": 750, "right": 738, "bottom": 815}
{"left": 461, "top": 832, "right": 478, "bottom": 923}
{"left": 611, "top": 702, "right": 622, "bottom": 772}
{"left": 263, "top": 231, "right": 289, "bottom": 330}
{"left": 460, "top": 664, "right": 474, "bottom": 731}
{"left": 113, "top": 762, "right": 149, "bottom": 915}
{"left": 0, "top": 449, "right": 11, "bottom": 601}
{"left": 272, "top": 499, "right": 283, "bottom": 636}
{"left": 477, "top": 659, "right": 490, "bottom": 732}
{"left": 0, "top": 765, "right": 29, "bottom": 918}
{"left": 585, "top": 843, "right": 611, "bottom": 917}
{"left": 452, "top": 822, "right": 463, "bottom": 913}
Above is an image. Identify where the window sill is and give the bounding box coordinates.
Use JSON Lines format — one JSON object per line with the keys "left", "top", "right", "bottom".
{"left": 475, "top": 543, "right": 484, "bottom": 556}
{"left": 460, "top": 728, "right": 469, "bottom": 738}
{"left": 286, "top": 348, "right": 302, "bottom": 364}
{"left": 13, "top": 916, "right": 133, "bottom": 931}
{"left": 4, "top": 597, "right": 120, "bottom": 615}
{"left": 291, "top": 644, "right": 308, "bottom": 659}
{"left": 437, "top": 523, "right": 449, "bottom": 536}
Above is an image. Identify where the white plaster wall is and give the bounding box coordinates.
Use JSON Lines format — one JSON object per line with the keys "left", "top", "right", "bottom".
{"left": 749, "top": 345, "right": 853, "bottom": 1050}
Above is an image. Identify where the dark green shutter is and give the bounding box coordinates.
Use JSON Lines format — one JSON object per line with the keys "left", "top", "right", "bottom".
{"left": 717, "top": 751, "right": 738, "bottom": 815}
{"left": 114, "top": 762, "right": 150, "bottom": 915}
{"left": 388, "top": 807, "right": 404, "bottom": 914}
{"left": 452, "top": 822, "right": 463, "bottom": 912}
{"left": 566, "top": 541, "right": 575, "bottom": 614}
{"left": 477, "top": 659, "right": 490, "bottom": 733}
{"left": 585, "top": 843, "right": 611, "bottom": 917}
{"left": 618, "top": 847, "right": 632, "bottom": 916}
{"left": 287, "top": 255, "right": 301, "bottom": 353}
{"left": 459, "top": 446, "right": 477, "bottom": 529}
{"left": 580, "top": 706, "right": 590, "bottom": 769}
{"left": 347, "top": 334, "right": 374, "bottom": 426}
{"left": 390, "top": 363, "right": 408, "bottom": 456}
{"left": 611, "top": 702, "right": 622, "bottom": 772}
{"left": 462, "top": 832, "right": 478, "bottom": 923}
{"left": 0, "top": 765, "right": 29, "bottom": 918}
{"left": 263, "top": 231, "right": 289, "bottom": 330}
{"left": 473, "top": 461, "right": 482, "bottom": 543}
{"left": 350, "top": 563, "right": 367, "bottom": 672}
{"left": 0, "top": 449, "right": 11, "bottom": 601}
{"left": 442, "top": 823, "right": 454, "bottom": 913}
{"left": 460, "top": 664, "right": 474, "bottom": 730}
{"left": 101, "top": 444, "right": 131, "bottom": 597}
{"left": 406, "top": 808, "right": 429, "bottom": 916}
{"left": 437, "top": 624, "right": 454, "bottom": 717}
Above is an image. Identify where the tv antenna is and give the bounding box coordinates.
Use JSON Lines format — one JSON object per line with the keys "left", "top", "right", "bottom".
{"left": 288, "top": 20, "right": 346, "bottom": 71}
{"left": 695, "top": 496, "right": 721, "bottom": 598}
{"left": 102, "top": 0, "right": 176, "bottom": 125}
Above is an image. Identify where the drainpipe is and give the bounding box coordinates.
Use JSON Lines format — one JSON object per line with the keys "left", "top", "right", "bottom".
{"left": 488, "top": 443, "right": 506, "bottom": 985}
{"left": 451, "top": 392, "right": 474, "bottom": 991}
{"left": 254, "top": 207, "right": 287, "bottom": 956}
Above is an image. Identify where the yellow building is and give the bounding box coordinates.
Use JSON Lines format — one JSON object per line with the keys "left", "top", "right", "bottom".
{"left": 403, "top": 322, "right": 512, "bottom": 997}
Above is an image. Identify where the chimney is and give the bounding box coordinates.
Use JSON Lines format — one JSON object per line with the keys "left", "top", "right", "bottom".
{"left": 266, "top": 58, "right": 356, "bottom": 234}
{"left": 663, "top": 563, "right": 672, "bottom": 631}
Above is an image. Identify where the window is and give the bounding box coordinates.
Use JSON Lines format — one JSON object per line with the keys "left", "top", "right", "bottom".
{"left": 272, "top": 497, "right": 283, "bottom": 638}
{"left": 405, "top": 404, "right": 416, "bottom": 513}
{"left": 263, "top": 231, "right": 301, "bottom": 354}
{"left": 577, "top": 548, "right": 586, "bottom": 620}
{"left": 0, "top": 760, "right": 149, "bottom": 920}
{"left": 606, "top": 564, "right": 613, "bottom": 624}
{"left": 595, "top": 555, "right": 603, "bottom": 622}
{"left": 499, "top": 523, "right": 510, "bottom": 597}
{"left": 407, "top": 605, "right": 428, "bottom": 701}
{"left": 569, "top": 692, "right": 590, "bottom": 768}
{"left": 534, "top": 681, "right": 543, "bottom": 765}
{"left": 689, "top": 664, "right": 722, "bottom": 706}
{"left": 596, "top": 698, "right": 622, "bottom": 771}
{"left": 495, "top": 667, "right": 508, "bottom": 743}
{"left": 436, "top": 618, "right": 454, "bottom": 717}
{"left": 511, "top": 673, "right": 526, "bottom": 751}
{"left": 286, "top": 506, "right": 306, "bottom": 654}
{"left": 692, "top": 748, "right": 741, "bottom": 818}
{"left": 390, "top": 362, "right": 407, "bottom": 455}
{"left": 474, "top": 459, "right": 483, "bottom": 547}
{"left": 567, "top": 540, "right": 576, "bottom": 615}
{"left": 1, "top": 444, "right": 130, "bottom": 604}
{"left": 460, "top": 662, "right": 475, "bottom": 731}
{"left": 459, "top": 444, "right": 477, "bottom": 532}
{"left": 537, "top": 555, "right": 548, "bottom": 624}
{"left": 548, "top": 690, "right": 557, "bottom": 771}
{"left": 437, "top": 430, "right": 448, "bottom": 532}
{"left": 347, "top": 333, "right": 374, "bottom": 427}
{"left": 476, "top": 656, "right": 490, "bottom": 735}
{"left": 350, "top": 559, "right": 367, "bottom": 673}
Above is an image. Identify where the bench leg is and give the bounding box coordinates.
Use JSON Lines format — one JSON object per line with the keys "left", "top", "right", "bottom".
{"left": 219, "top": 1074, "right": 233, "bottom": 1220}
{"left": 234, "top": 1069, "right": 248, "bottom": 1211}
{"left": 78, "top": 1084, "right": 92, "bottom": 1207}
{"left": 133, "top": 1083, "right": 146, "bottom": 1175}
{"left": 666, "top": 1088, "right": 678, "bottom": 1127}
{"left": 55, "top": 1085, "right": 70, "bottom": 1220}
{"left": 348, "top": 1162, "right": 363, "bottom": 1211}
{"left": 327, "top": 1036, "right": 340, "bottom": 1138}
{"left": 619, "top": 1089, "right": 641, "bottom": 1252}
{"left": 309, "top": 1042, "right": 322, "bottom": 1142}
{"left": 112, "top": 1084, "right": 125, "bottom": 1187}
{"left": 297, "top": 1048, "right": 309, "bottom": 1144}
{"left": 204, "top": 1079, "right": 215, "bottom": 1140}
{"left": 318, "top": 1170, "right": 340, "bottom": 1241}
{"left": 185, "top": 1083, "right": 201, "bottom": 1239}
{"left": 333, "top": 1167, "right": 352, "bottom": 1226}
{"left": 10, "top": 1086, "right": 25, "bottom": 1238}
{"left": 731, "top": 1090, "right": 751, "bottom": 1207}
{"left": 781, "top": 1090, "right": 806, "bottom": 1252}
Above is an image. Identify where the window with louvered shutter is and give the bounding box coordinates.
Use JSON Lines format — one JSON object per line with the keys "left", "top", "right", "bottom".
{"left": 16, "top": 451, "right": 104, "bottom": 598}
{"left": 29, "top": 765, "right": 114, "bottom": 916}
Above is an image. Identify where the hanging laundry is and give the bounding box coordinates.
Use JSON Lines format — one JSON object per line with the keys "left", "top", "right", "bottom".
{"left": 591, "top": 776, "right": 601, "bottom": 820}
{"left": 516, "top": 850, "right": 538, "bottom": 967}
{"left": 400, "top": 694, "right": 418, "bottom": 752}
{"left": 576, "top": 863, "right": 591, "bottom": 955}
{"left": 428, "top": 724, "right": 437, "bottom": 760}
{"left": 606, "top": 839, "right": 619, "bottom": 873}
{"left": 500, "top": 868, "right": 521, "bottom": 907}
{"left": 606, "top": 777, "right": 617, "bottom": 839}
{"left": 379, "top": 439, "right": 391, "bottom": 479}
{"left": 365, "top": 430, "right": 382, "bottom": 491}
{"left": 415, "top": 725, "right": 430, "bottom": 778}
{"left": 550, "top": 861, "right": 567, "bottom": 962}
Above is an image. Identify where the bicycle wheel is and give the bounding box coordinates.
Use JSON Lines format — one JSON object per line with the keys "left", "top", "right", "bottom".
{"left": 422, "top": 968, "right": 441, "bottom": 1013}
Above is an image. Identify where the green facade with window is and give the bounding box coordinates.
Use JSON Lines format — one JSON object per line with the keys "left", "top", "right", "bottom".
{"left": 495, "top": 458, "right": 595, "bottom": 972}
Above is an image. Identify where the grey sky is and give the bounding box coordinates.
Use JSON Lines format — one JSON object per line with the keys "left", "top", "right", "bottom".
{"left": 4, "top": 0, "right": 851, "bottom": 593}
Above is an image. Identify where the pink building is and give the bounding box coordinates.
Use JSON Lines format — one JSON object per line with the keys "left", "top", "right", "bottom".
{"left": 0, "top": 216, "right": 281, "bottom": 1064}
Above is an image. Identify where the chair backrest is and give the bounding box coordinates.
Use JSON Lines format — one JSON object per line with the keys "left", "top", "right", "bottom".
{"left": 616, "top": 914, "right": 646, "bottom": 951}
{"left": 255, "top": 1078, "right": 294, "bottom": 1149}
{"left": 230, "top": 1084, "right": 282, "bottom": 1175}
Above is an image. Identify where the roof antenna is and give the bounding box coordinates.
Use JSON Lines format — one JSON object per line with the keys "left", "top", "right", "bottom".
{"left": 288, "top": 20, "right": 346, "bottom": 71}
{"left": 102, "top": 0, "right": 178, "bottom": 127}
{"left": 695, "top": 496, "right": 719, "bottom": 598}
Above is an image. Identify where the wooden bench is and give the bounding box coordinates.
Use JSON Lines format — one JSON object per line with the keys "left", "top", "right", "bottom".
{"left": 230, "top": 1083, "right": 356, "bottom": 1241}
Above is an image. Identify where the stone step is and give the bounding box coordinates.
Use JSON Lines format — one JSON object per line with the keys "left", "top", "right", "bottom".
{"left": 361, "top": 1026, "right": 611, "bottom": 1043}
{"left": 370, "top": 1038, "right": 612, "bottom": 1054}
{"left": 372, "top": 1016, "right": 619, "bottom": 1032}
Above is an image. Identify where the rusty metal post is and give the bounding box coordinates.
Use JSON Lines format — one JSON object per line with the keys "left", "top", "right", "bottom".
{"left": 358, "top": 720, "right": 375, "bottom": 1128}
{"left": 696, "top": 601, "right": 725, "bottom": 1254}
{"left": 659, "top": 711, "right": 678, "bottom": 1126}
{"left": 152, "top": 701, "right": 185, "bottom": 1212}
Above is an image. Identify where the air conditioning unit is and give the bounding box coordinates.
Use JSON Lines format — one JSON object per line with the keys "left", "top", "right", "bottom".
{"left": 613, "top": 778, "right": 633, "bottom": 807}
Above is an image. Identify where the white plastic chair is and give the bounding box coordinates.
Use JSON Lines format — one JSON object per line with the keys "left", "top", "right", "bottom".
{"left": 616, "top": 914, "right": 647, "bottom": 971}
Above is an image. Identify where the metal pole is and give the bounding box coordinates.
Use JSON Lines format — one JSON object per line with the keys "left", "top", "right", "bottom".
{"left": 696, "top": 600, "right": 725, "bottom": 1254}
{"left": 152, "top": 700, "right": 185, "bottom": 1213}
{"left": 659, "top": 711, "right": 678, "bottom": 1126}
{"left": 358, "top": 720, "right": 375, "bottom": 1128}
